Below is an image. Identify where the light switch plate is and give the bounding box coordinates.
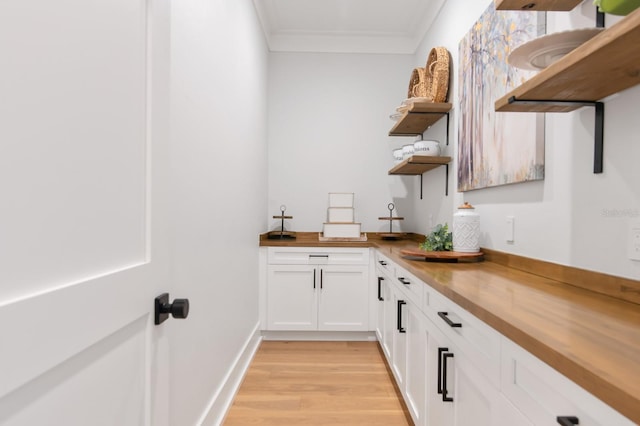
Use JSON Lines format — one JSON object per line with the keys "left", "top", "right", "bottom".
{"left": 628, "top": 220, "right": 640, "bottom": 261}
{"left": 506, "top": 216, "right": 515, "bottom": 243}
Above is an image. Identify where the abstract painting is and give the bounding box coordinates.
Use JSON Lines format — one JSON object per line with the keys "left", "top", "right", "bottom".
{"left": 458, "top": 4, "right": 545, "bottom": 192}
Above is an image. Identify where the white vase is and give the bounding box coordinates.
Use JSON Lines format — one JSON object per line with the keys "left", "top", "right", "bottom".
{"left": 453, "top": 202, "right": 480, "bottom": 253}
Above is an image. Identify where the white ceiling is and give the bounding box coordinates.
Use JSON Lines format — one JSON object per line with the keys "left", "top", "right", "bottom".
{"left": 252, "top": 0, "right": 447, "bottom": 54}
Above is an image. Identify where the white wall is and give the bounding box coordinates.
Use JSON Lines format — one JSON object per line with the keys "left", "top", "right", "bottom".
{"left": 268, "top": 52, "right": 415, "bottom": 233}
{"left": 169, "top": 0, "right": 268, "bottom": 424}
{"left": 412, "top": 0, "right": 640, "bottom": 280}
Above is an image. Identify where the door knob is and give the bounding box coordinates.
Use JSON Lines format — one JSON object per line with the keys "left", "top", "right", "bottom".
{"left": 155, "top": 293, "right": 190, "bottom": 325}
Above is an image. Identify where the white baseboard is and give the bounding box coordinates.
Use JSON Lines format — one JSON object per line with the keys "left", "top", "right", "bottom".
{"left": 197, "top": 322, "right": 262, "bottom": 426}
{"left": 261, "top": 330, "right": 377, "bottom": 341}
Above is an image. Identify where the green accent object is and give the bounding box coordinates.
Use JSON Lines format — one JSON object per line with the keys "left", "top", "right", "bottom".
{"left": 420, "top": 223, "right": 453, "bottom": 252}
{"left": 594, "top": 0, "right": 640, "bottom": 15}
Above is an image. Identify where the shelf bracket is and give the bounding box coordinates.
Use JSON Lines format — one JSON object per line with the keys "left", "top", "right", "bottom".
{"left": 410, "top": 111, "right": 450, "bottom": 145}
{"left": 417, "top": 164, "right": 449, "bottom": 200}
{"left": 507, "top": 97, "right": 604, "bottom": 174}
{"left": 445, "top": 112, "right": 450, "bottom": 146}
{"left": 445, "top": 164, "right": 449, "bottom": 196}
{"left": 596, "top": 9, "right": 605, "bottom": 28}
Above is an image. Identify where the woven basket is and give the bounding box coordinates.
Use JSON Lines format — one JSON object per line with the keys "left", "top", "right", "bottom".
{"left": 424, "top": 47, "right": 450, "bottom": 103}
{"left": 408, "top": 67, "right": 428, "bottom": 98}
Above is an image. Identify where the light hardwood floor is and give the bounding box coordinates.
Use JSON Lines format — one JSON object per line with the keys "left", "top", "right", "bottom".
{"left": 223, "top": 340, "right": 412, "bottom": 425}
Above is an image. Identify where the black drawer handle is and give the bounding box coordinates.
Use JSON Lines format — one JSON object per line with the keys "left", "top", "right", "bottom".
{"left": 398, "top": 277, "right": 410, "bottom": 285}
{"left": 309, "top": 254, "right": 329, "bottom": 258}
{"left": 378, "top": 260, "right": 387, "bottom": 266}
{"left": 438, "top": 311, "right": 462, "bottom": 328}
{"left": 397, "top": 300, "right": 406, "bottom": 333}
{"left": 557, "top": 416, "right": 579, "bottom": 426}
{"left": 377, "top": 277, "right": 384, "bottom": 301}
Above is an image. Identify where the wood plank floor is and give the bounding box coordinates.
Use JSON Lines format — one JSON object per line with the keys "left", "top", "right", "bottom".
{"left": 223, "top": 341, "right": 412, "bottom": 425}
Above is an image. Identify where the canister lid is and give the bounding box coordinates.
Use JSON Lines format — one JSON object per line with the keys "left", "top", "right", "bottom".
{"left": 458, "top": 202, "right": 474, "bottom": 209}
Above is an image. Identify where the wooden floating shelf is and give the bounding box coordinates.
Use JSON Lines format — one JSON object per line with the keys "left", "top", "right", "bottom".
{"left": 495, "top": 0, "right": 583, "bottom": 10}
{"left": 389, "top": 156, "right": 451, "bottom": 175}
{"left": 389, "top": 102, "right": 452, "bottom": 136}
{"left": 495, "top": 8, "right": 640, "bottom": 112}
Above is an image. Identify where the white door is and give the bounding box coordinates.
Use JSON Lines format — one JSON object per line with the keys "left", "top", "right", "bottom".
{"left": 317, "top": 265, "right": 369, "bottom": 331}
{"left": 0, "top": 0, "right": 172, "bottom": 424}
{"left": 266, "top": 265, "right": 317, "bottom": 330}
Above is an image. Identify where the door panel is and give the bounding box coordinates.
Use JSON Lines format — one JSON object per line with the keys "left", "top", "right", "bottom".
{"left": 0, "top": 0, "right": 169, "bottom": 423}
{"left": 317, "top": 265, "right": 368, "bottom": 331}
{"left": 0, "top": 317, "right": 147, "bottom": 425}
{"left": 0, "top": 0, "right": 148, "bottom": 301}
{"left": 266, "top": 266, "right": 317, "bottom": 330}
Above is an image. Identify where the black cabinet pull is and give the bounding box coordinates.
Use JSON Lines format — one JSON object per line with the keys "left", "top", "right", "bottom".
{"left": 320, "top": 269, "right": 323, "bottom": 289}
{"left": 437, "top": 347, "right": 448, "bottom": 395}
{"left": 313, "top": 268, "right": 316, "bottom": 289}
{"left": 309, "top": 254, "right": 329, "bottom": 258}
{"left": 397, "top": 300, "right": 406, "bottom": 333}
{"left": 398, "top": 277, "right": 410, "bottom": 285}
{"left": 442, "top": 352, "right": 454, "bottom": 402}
{"left": 378, "top": 260, "right": 387, "bottom": 266}
{"left": 377, "top": 277, "right": 384, "bottom": 301}
{"left": 557, "top": 416, "right": 579, "bottom": 426}
{"left": 438, "top": 311, "right": 462, "bottom": 328}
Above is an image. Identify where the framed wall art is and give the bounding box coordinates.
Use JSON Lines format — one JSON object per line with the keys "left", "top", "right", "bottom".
{"left": 458, "top": 4, "right": 546, "bottom": 192}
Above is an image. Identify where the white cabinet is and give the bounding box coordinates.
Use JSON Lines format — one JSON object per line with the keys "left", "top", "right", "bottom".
{"left": 424, "top": 290, "right": 500, "bottom": 426}
{"left": 264, "top": 248, "right": 369, "bottom": 332}
{"left": 501, "top": 337, "right": 635, "bottom": 426}
{"left": 374, "top": 250, "right": 634, "bottom": 426}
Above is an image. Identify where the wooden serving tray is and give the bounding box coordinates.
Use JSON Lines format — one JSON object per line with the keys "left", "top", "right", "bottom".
{"left": 400, "top": 248, "right": 484, "bottom": 262}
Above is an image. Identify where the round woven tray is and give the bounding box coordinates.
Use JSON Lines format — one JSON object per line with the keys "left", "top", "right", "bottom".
{"left": 408, "top": 67, "right": 428, "bottom": 98}
{"left": 425, "top": 47, "right": 450, "bottom": 103}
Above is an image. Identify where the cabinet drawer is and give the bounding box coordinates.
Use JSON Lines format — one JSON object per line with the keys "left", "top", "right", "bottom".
{"left": 394, "top": 265, "right": 423, "bottom": 307}
{"left": 428, "top": 289, "right": 501, "bottom": 387}
{"left": 374, "top": 251, "right": 394, "bottom": 276}
{"left": 501, "top": 338, "right": 634, "bottom": 426}
{"left": 267, "top": 247, "right": 369, "bottom": 265}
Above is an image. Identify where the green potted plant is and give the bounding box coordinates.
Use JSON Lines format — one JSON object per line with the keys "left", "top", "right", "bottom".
{"left": 420, "top": 223, "right": 453, "bottom": 252}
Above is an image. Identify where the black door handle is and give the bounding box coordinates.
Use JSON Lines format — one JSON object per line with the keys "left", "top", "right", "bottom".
{"left": 442, "top": 352, "right": 454, "bottom": 402}
{"left": 155, "top": 293, "right": 190, "bottom": 325}
{"left": 557, "top": 416, "right": 579, "bottom": 426}
{"left": 398, "top": 277, "right": 410, "bottom": 285}
{"left": 377, "top": 277, "right": 384, "bottom": 301}
{"left": 378, "top": 260, "right": 387, "bottom": 266}
{"left": 397, "top": 300, "right": 406, "bottom": 333}
{"left": 437, "top": 347, "right": 448, "bottom": 395}
{"left": 438, "top": 311, "right": 462, "bottom": 328}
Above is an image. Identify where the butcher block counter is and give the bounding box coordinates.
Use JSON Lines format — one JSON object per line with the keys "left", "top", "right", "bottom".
{"left": 260, "top": 232, "right": 640, "bottom": 423}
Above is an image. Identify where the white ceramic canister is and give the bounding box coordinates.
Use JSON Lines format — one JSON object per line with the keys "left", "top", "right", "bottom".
{"left": 452, "top": 202, "right": 480, "bottom": 252}
{"left": 393, "top": 148, "right": 404, "bottom": 164}
{"left": 402, "top": 143, "right": 415, "bottom": 159}
{"left": 414, "top": 139, "right": 441, "bottom": 156}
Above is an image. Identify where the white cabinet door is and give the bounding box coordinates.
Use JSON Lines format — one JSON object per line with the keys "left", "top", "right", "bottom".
{"left": 392, "top": 290, "right": 408, "bottom": 389}
{"left": 426, "top": 315, "right": 498, "bottom": 426}
{"left": 318, "top": 265, "right": 369, "bottom": 331}
{"left": 266, "top": 265, "right": 317, "bottom": 330}
{"left": 375, "top": 275, "right": 388, "bottom": 343}
{"left": 382, "top": 276, "right": 395, "bottom": 359}
{"left": 405, "top": 300, "right": 427, "bottom": 426}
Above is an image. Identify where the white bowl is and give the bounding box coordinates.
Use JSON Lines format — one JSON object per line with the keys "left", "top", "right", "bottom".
{"left": 414, "top": 140, "right": 440, "bottom": 156}
{"left": 402, "top": 144, "right": 415, "bottom": 159}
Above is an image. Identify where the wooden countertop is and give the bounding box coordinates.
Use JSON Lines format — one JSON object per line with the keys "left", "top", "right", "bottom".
{"left": 260, "top": 233, "right": 640, "bottom": 423}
